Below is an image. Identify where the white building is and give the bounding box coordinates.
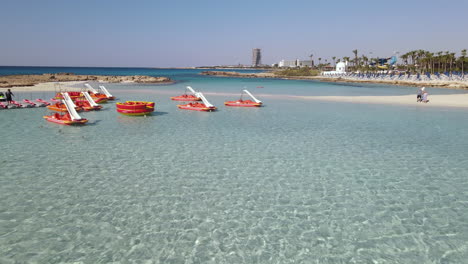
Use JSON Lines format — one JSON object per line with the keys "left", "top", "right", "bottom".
{"left": 322, "top": 61, "right": 348, "bottom": 75}
{"left": 278, "top": 59, "right": 313, "bottom": 68}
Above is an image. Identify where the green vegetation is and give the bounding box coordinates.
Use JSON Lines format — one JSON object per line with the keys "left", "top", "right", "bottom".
{"left": 273, "top": 67, "right": 320, "bottom": 77}
{"left": 399, "top": 49, "right": 468, "bottom": 74}
{"left": 327, "top": 48, "right": 467, "bottom": 74}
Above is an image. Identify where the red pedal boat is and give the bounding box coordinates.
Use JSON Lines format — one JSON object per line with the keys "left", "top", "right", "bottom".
{"left": 225, "top": 90, "right": 262, "bottom": 107}
{"left": 171, "top": 86, "right": 201, "bottom": 101}
{"left": 177, "top": 92, "right": 216, "bottom": 112}
{"left": 74, "top": 91, "right": 103, "bottom": 111}
{"left": 177, "top": 102, "right": 217, "bottom": 111}
{"left": 85, "top": 83, "right": 116, "bottom": 100}
{"left": 43, "top": 112, "right": 88, "bottom": 125}
{"left": 171, "top": 94, "right": 201, "bottom": 101}
{"left": 44, "top": 99, "right": 88, "bottom": 125}
{"left": 116, "top": 101, "right": 155, "bottom": 116}
{"left": 54, "top": 91, "right": 81, "bottom": 99}
{"left": 47, "top": 102, "right": 83, "bottom": 112}
{"left": 89, "top": 94, "right": 108, "bottom": 104}
{"left": 75, "top": 100, "right": 102, "bottom": 111}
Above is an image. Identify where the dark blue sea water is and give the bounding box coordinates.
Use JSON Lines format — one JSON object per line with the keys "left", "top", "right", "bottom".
{"left": 0, "top": 66, "right": 263, "bottom": 78}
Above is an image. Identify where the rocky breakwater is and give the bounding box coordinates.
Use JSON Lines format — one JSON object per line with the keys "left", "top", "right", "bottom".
{"left": 201, "top": 71, "right": 276, "bottom": 78}
{"left": 0, "top": 73, "right": 173, "bottom": 88}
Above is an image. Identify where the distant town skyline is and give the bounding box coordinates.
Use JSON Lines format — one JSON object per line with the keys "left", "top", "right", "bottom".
{"left": 1, "top": 0, "right": 467, "bottom": 67}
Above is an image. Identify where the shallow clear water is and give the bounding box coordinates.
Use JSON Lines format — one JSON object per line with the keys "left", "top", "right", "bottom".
{"left": 1, "top": 74, "right": 468, "bottom": 263}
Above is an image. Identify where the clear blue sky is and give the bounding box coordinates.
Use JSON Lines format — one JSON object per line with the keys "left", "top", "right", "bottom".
{"left": 1, "top": 0, "right": 467, "bottom": 67}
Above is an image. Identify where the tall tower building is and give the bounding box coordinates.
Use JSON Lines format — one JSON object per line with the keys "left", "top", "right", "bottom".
{"left": 252, "top": 48, "right": 262, "bottom": 67}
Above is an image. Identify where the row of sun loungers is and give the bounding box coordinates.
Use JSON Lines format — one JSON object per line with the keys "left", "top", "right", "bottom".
{"left": 322, "top": 72, "right": 468, "bottom": 83}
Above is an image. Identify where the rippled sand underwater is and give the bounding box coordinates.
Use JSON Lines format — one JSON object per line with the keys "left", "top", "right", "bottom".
{"left": 1, "top": 80, "right": 468, "bottom": 263}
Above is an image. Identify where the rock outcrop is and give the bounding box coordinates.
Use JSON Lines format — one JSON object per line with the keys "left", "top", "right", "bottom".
{"left": 201, "top": 71, "right": 276, "bottom": 78}
{"left": 0, "top": 73, "right": 173, "bottom": 88}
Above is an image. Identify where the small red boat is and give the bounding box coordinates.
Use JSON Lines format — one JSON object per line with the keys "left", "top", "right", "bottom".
{"left": 224, "top": 99, "right": 262, "bottom": 107}
{"left": 98, "top": 85, "right": 116, "bottom": 100}
{"left": 55, "top": 90, "right": 107, "bottom": 104}
{"left": 75, "top": 91, "right": 103, "bottom": 111}
{"left": 43, "top": 112, "right": 88, "bottom": 125}
{"left": 89, "top": 94, "right": 108, "bottom": 104}
{"left": 54, "top": 91, "right": 81, "bottom": 99}
{"left": 171, "top": 94, "right": 201, "bottom": 101}
{"left": 75, "top": 100, "right": 102, "bottom": 111}
{"left": 85, "top": 83, "right": 116, "bottom": 100}
{"left": 177, "top": 92, "right": 216, "bottom": 112}
{"left": 44, "top": 99, "right": 88, "bottom": 125}
{"left": 171, "top": 86, "right": 201, "bottom": 101}
{"left": 47, "top": 102, "right": 83, "bottom": 112}
{"left": 225, "top": 90, "right": 262, "bottom": 107}
{"left": 116, "top": 101, "right": 155, "bottom": 116}
{"left": 177, "top": 102, "right": 217, "bottom": 111}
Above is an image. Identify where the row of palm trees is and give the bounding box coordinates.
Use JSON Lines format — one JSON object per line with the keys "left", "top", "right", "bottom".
{"left": 323, "top": 49, "right": 467, "bottom": 74}
{"left": 400, "top": 49, "right": 467, "bottom": 74}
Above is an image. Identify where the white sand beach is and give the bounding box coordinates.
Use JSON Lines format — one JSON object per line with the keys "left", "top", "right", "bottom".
{"left": 293, "top": 94, "right": 468, "bottom": 108}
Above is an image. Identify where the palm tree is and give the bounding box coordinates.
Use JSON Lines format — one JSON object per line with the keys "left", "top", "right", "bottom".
{"left": 426, "top": 52, "right": 434, "bottom": 74}
{"left": 436, "top": 51, "right": 443, "bottom": 72}
{"left": 461, "top": 49, "right": 467, "bottom": 76}
{"left": 318, "top": 58, "right": 322, "bottom": 70}
{"left": 332, "top": 56, "right": 336, "bottom": 66}
{"left": 361, "top": 55, "right": 368, "bottom": 67}
{"left": 400, "top": 53, "right": 409, "bottom": 70}
{"left": 352, "top": 49, "right": 358, "bottom": 68}
{"left": 449, "top": 53, "right": 456, "bottom": 72}
{"left": 444, "top": 51, "right": 450, "bottom": 72}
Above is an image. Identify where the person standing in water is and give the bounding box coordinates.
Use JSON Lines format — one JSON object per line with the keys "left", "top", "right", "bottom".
{"left": 5, "top": 89, "right": 14, "bottom": 105}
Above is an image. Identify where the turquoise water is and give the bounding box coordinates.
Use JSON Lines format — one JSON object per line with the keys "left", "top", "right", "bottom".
{"left": 1, "top": 75, "right": 468, "bottom": 263}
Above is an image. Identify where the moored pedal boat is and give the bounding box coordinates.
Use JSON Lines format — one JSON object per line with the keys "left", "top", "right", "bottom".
{"left": 224, "top": 99, "right": 262, "bottom": 107}
{"left": 44, "top": 99, "right": 88, "bottom": 125}
{"left": 177, "top": 92, "right": 216, "bottom": 112}
{"left": 225, "top": 90, "right": 262, "bottom": 107}
{"left": 177, "top": 102, "right": 217, "bottom": 111}
{"left": 171, "top": 86, "right": 201, "bottom": 101}
{"left": 74, "top": 92, "right": 103, "bottom": 111}
{"left": 75, "top": 100, "right": 102, "bottom": 111}
{"left": 89, "top": 95, "right": 108, "bottom": 104}
{"left": 85, "top": 83, "right": 115, "bottom": 101}
{"left": 43, "top": 112, "right": 88, "bottom": 125}
{"left": 54, "top": 91, "right": 81, "bottom": 100}
{"left": 47, "top": 103, "right": 83, "bottom": 112}
{"left": 171, "top": 94, "right": 201, "bottom": 101}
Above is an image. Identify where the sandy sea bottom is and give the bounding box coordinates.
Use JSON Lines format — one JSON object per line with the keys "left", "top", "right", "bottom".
{"left": 1, "top": 79, "right": 468, "bottom": 263}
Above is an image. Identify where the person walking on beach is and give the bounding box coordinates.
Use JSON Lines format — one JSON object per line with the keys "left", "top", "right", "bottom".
{"left": 417, "top": 87, "right": 424, "bottom": 102}
{"left": 5, "top": 89, "right": 14, "bottom": 105}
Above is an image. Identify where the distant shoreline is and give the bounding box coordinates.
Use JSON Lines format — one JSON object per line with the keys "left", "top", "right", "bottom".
{"left": 200, "top": 71, "right": 468, "bottom": 89}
